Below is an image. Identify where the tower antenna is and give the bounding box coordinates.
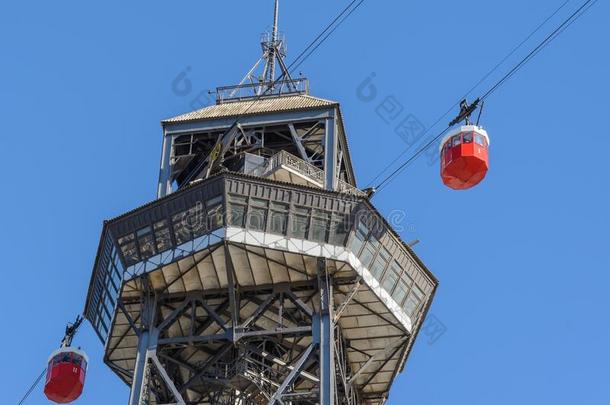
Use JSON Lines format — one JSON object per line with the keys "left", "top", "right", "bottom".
{"left": 267, "top": 0, "right": 280, "bottom": 83}
{"left": 230, "top": 0, "right": 297, "bottom": 98}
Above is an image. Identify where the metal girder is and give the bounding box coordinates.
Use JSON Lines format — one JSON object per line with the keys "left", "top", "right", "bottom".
{"left": 316, "top": 257, "right": 336, "bottom": 405}
{"left": 334, "top": 278, "right": 362, "bottom": 323}
{"left": 288, "top": 123, "right": 310, "bottom": 162}
{"left": 348, "top": 336, "right": 409, "bottom": 384}
{"left": 157, "top": 128, "right": 173, "bottom": 198}
{"left": 123, "top": 255, "right": 378, "bottom": 405}
{"left": 245, "top": 344, "right": 319, "bottom": 383}
{"left": 267, "top": 344, "right": 316, "bottom": 405}
{"left": 150, "top": 352, "right": 187, "bottom": 405}
{"left": 324, "top": 109, "right": 338, "bottom": 191}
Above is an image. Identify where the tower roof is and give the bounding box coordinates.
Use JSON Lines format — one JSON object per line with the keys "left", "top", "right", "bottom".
{"left": 162, "top": 94, "right": 337, "bottom": 125}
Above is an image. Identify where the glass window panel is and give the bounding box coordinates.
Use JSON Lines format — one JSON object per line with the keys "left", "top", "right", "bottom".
{"left": 155, "top": 227, "right": 172, "bottom": 253}
{"left": 269, "top": 203, "right": 289, "bottom": 235}
{"left": 118, "top": 233, "right": 135, "bottom": 245}
{"left": 270, "top": 211, "right": 288, "bottom": 235}
{"left": 311, "top": 210, "right": 330, "bottom": 243}
{"left": 120, "top": 241, "right": 139, "bottom": 265}
{"left": 475, "top": 134, "right": 484, "bottom": 146}
{"left": 228, "top": 203, "right": 246, "bottom": 227}
{"left": 356, "top": 221, "right": 370, "bottom": 237}
{"left": 351, "top": 221, "right": 369, "bottom": 255}
{"left": 463, "top": 132, "right": 473, "bottom": 143}
{"left": 368, "top": 236, "right": 380, "bottom": 251}
{"left": 206, "top": 205, "right": 223, "bottom": 232}
{"left": 360, "top": 244, "right": 375, "bottom": 268}
{"left": 294, "top": 206, "right": 309, "bottom": 216}
{"left": 403, "top": 286, "right": 424, "bottom": 317}
{"left": 289, "top": 207, "right": 310, "bottom": 239}
{"left": 112, "top": 248, "right": 122, "bottom": 269}
{"left": 389, "top": 260, "right": 404, "bottom": 277}
{"left": 101, "top": 305, "right": 112, "bottom": 327}
{"left": 382, "top": 269, "right": 398, "bottom": 294}
{"left": 111, "top": 266, "right": 122, "bottom": 288}
{"left": 393, "top": 279, "right": 409, "bottom": 305}
{"left": 251, "top": 198, "right": 268, "bottom": 208}
{"left": 290, "top": 211, "right": 310, "bottom": 239}
{"left": 452, "top": 135, "right": 461, "bottom": 147}
{"left": 311, "top": 218, "right": 327, "bottom": 242}
{"left": 206, "top": 196, "right": 223, "bottom": 207}
{"left": 172, "top": 212, "right": 192, "bottom": 244}
{"left": 329, "top": 216, "right": 349, "bottom": 246}
{"left": 154, "top": 220, "right": 168, "bottom": 231}
{"left": 248, "top": 207, "right": 267, "bottom": 231}
{"left": 107, "top": 269, "right": 119, "bottom": 293}
{"left": 229, "top": 194, "right": 247, "bottom": 204}
{"left": 350, "top": 236, "right": 365, "bottom": 257}
{"left": 271, "top": 202, "right": 288, "bottom": 211}
{"left": 136, "top": 226, "right": 152, "bottom": 238}
{"left": 104, "top": 294, "right": 114, "bottom": 315}
{"left": 360, "top": 235, "right": 380, "bottom": 268}
{"left": 138, "top": 233, "right": 155, "bottom": 259}
{"left": 370, "top": 248, "right": 390, "bottom": 279}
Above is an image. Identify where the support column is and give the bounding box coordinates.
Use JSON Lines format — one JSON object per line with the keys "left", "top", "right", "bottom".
{"left": 317, "top": 257, "right": 336, "bottom": 405}
{"left": 129, "top": 288, "right": 156, "bottom": 405}
{"left": 324, "top": 109, "right": 338, "bottom": 191}
{"left": 129, "top": 284, "right": 187, "bottom": 405}
{"left": 225, "top": 243, "right": 239, "bottom": 342}
{"left": 157, "top": 130, "right": 173, "bottom": 199}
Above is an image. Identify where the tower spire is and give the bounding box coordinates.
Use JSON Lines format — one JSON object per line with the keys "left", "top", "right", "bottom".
{"left": 227, "top": 0, "right": 300, "bottom": 98}
{"left": 267, "top": 0, "right": 280, "bottom": 83}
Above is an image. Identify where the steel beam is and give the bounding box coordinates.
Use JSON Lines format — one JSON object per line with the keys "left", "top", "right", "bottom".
{"left": 129, "top": 283, "right": 156, "bottom": 405}
{"left": 316, "top": 257, "right": 336, "bottom": 405}
{"left": 157, "top": 129, "right": 173, "bottom": 198}
{"left": 150, "top": 352, "right": 187, "bottom": 405}
{"left": 267, "top": 344, "right": 316, "bottom": 405}
{"left": 288, "top": 123, "right": 310, "bottom": 162}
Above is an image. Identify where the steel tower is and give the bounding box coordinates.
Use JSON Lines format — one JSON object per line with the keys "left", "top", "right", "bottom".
{"left": 84, "top": 2, "right": 437, "bottom": 404}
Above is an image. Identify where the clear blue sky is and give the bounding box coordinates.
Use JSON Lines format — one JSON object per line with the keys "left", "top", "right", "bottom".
{"left": 1, "top": 1, "right": 608, "bottom": 404}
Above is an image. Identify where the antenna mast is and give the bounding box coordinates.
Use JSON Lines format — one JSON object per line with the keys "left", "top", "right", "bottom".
{"left": 229, "top": 0, "right": 297, "bottom": 98}
{"left": 267, "top": 0, "right": 280, "bottom": 83}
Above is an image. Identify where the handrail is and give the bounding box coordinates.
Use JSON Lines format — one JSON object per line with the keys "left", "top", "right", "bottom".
{"left": 264, "top": 151, "right": 366, "bottom": 197}
{"left": 216, "top": 78, "right": 309, "bottom": 103}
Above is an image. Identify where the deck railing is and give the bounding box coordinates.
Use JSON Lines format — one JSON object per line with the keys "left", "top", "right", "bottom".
{"left": 216, "top": 78, "right": 309, "bottom": 103}
{"left": 263, "top": 150, "right": 366, "bottom": 197}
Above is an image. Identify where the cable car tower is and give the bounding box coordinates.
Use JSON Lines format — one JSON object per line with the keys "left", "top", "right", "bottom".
{"left": 84, "top": 1, "right": 437, "bottom": 404}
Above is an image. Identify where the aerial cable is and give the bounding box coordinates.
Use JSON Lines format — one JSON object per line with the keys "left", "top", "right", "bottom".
{"left": 285, "top": 0, "right": 366, "bottom": 75}
{"left": 285, "top": 0, "right": 365, "bottom": 75}
{"left": 373, "top": 0, "right": 596, "bottom": 195}
{"left": 366, "top": 0, "right": 571, "bottom": 189}
{"left": 480, "top": 0, "right": 596, "bottom": 101}
{"left": 16, "top": 370, "right": 45, "bottom": 405}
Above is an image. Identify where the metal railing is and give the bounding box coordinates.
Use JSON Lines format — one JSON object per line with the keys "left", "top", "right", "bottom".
{"left": 216, "top": 78, "right": 309, "bottom": 103}
{"left": 337, "top": 178, "right": 367, "bottom": 197}
{"left": 264, "top": 150, "right": 366, "bottom": 197}
{"left": 264, "top": 150, "right": 324, "bottom": 185}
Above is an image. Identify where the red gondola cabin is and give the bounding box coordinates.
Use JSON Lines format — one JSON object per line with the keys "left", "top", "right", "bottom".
{"left": 440, "top": 125, "right": 490, "bottom": 190}
{"left": 44, "top": 347, "right": 88, "bottom": 403}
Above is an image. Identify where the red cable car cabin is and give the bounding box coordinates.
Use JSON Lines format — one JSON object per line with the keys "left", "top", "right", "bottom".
{"left": 44, "top": 347, "right": 88, "bottom": 404}
{"left": 440, "top": 125, "right": 490, "bottom": 190}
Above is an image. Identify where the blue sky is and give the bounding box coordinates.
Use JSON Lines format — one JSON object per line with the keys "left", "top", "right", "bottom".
{"left": 1, "top": 1, "right": 608, "bottom": 404}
